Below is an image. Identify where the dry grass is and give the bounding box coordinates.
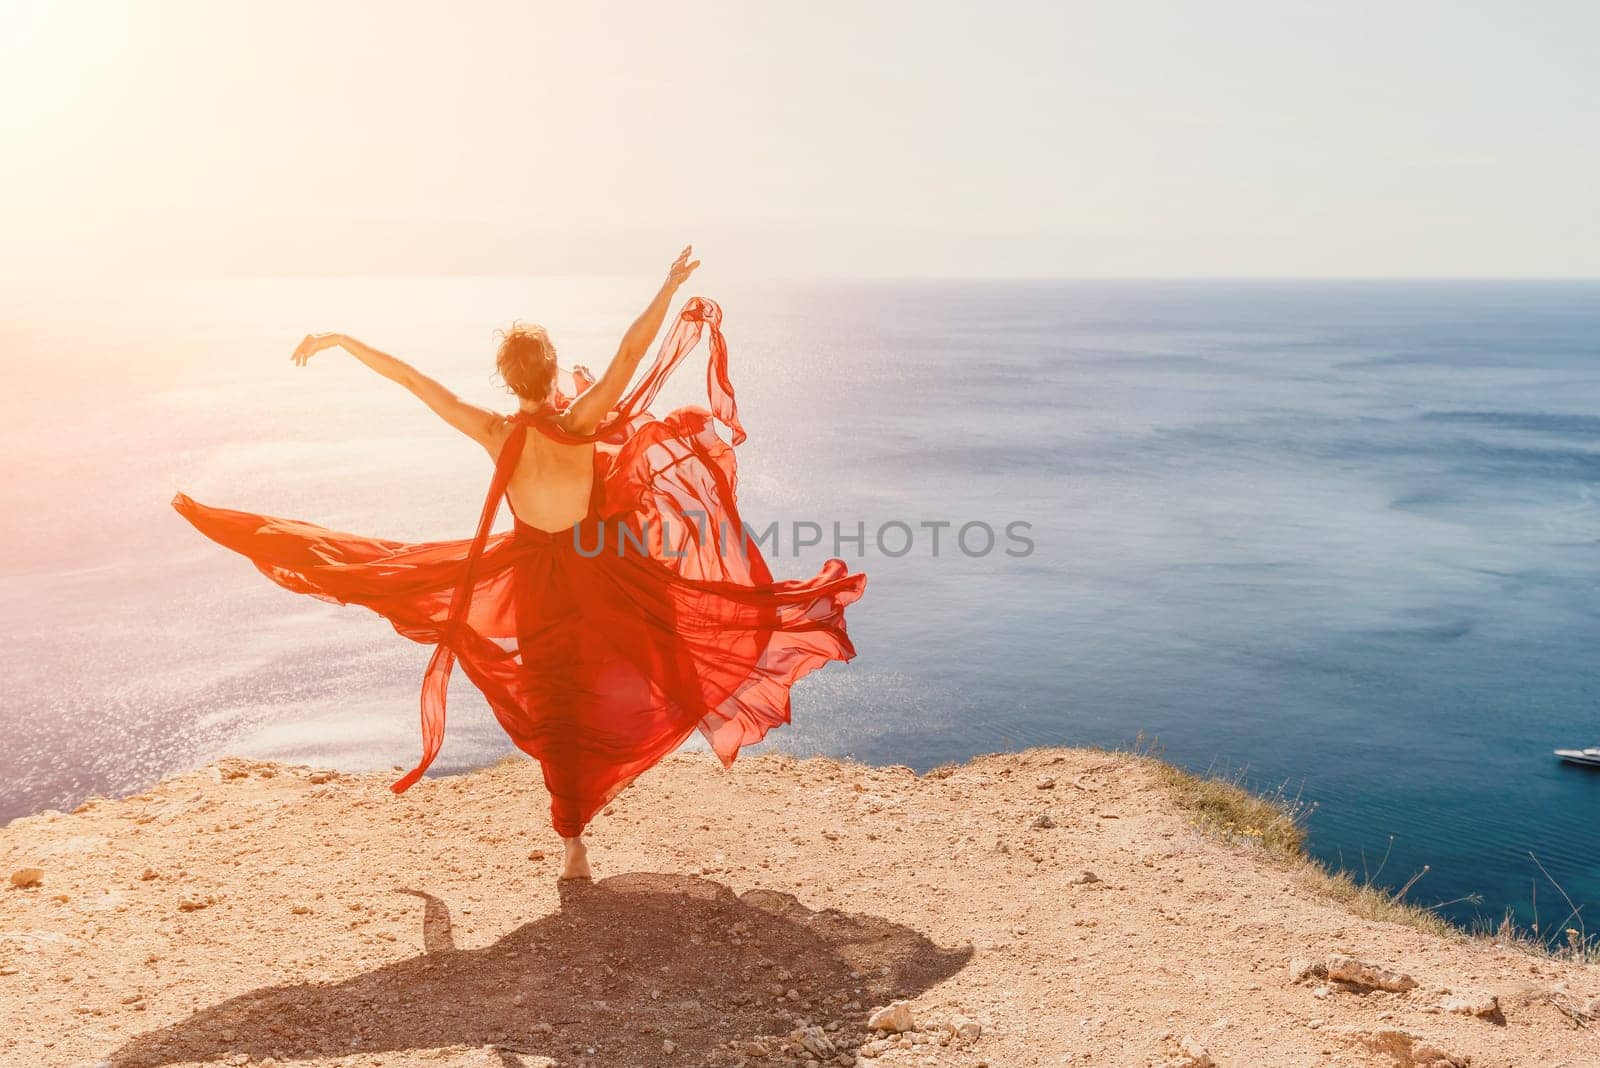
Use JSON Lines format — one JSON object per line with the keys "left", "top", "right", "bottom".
{"left": 1126, "top": 733, "right": 1309, "bottom": 859}
{"left": 1290, "top": 863, "right": 1458, "bottom": 940}
{"left": 1146, "top": 757, "right": 1310, "bottom": 859}
{"left": 1124, "top": 736, "right": 1482, "bottom": 947}
{"left": 1479, "top": 910, "right": 1600, "bottom": 966}
{"left": 1134, "top": 737, "right": 1600, "bottom": 962}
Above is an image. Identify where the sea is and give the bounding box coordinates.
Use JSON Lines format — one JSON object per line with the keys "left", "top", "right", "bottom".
{"left": 2, "top": 276, "right": 1597, "bottom": 938}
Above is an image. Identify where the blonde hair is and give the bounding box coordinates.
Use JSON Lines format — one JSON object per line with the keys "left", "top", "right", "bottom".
{"left": 495, "top": 322, "right": 558, "bottom": 401}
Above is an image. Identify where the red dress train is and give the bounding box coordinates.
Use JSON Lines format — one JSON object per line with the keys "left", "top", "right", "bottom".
{"left": 173, "top": 298, "right": 866, "bottom": 836}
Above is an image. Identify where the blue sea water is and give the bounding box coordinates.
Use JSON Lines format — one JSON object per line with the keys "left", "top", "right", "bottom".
{"left": 2, "top": 277, "right": 1598, "bottom": 937}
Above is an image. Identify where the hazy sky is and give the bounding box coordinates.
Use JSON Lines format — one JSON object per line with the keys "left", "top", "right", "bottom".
{"left": 2, "top": 0, "right": 1596, "bottom": 278}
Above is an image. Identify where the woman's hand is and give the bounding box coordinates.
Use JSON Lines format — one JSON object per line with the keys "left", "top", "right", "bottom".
{"left": 664, "top": 245, "right": 700, "bottom": 290}
{"left": 563, "top": 247, "right": 701, "bottom": 436}
{"left": 291, "top": 333, "right": 348, "bottom": 366}
{"left": 286, "top": 330, "right": 504, "bottom": 451}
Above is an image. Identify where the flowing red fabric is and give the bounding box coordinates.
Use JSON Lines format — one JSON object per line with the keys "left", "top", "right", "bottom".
{"left": 173, "top": 297, "right": 865, "bottom": 835}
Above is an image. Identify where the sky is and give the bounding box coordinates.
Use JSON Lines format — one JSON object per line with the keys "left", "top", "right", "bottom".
{"left": 1, "top": 0, "right": 1596, "bottom": 279}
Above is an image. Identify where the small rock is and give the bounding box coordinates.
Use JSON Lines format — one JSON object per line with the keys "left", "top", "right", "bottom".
{"left": 1411, "top": 1041, "right": 1469, "bottom": 1068}
{"left": 866, "top": 1000, "right": 916, "bottom": 1033}
{"left": 1166, "top": 1033, "right": 1214, "bottom": 1068}
{"left": 941, "top": 1014, "right": 981, "bottom": 1045}
{"left": 290, "top": 905, "right": 312, "bottom": 915}
{"left": 858, "top": 1037, "right": 893, "bottom": 1057}
{"left": 799, "top": 1025, "right": 836, "bottom": 1057}
{"left": 1326, "top": 954, "right": 1417, "bottom": 992}
{"left": 8, "top": 867, "right": 43, "bottom": 888}
{"left": 1030, "top": 813, "right": 1056, "bottom": 829}
{"left": 178, "top": 895, "right": 214, "bottom": 912}
{"left": 1036, "top": 776, "right": 1056, "bottom": 790}
{"left": 661, "top": 1038, "right": 677, "bottom": 1054}
{"left": 1438, "top": 989, "right": 1500, "bottom": 1019}
{"left": 307, "top": 770, "right": 337, "bottom": 785}
{"left": 138, "top": 868, "right": 160, "bottom": 882}
{"left": 1287, "top": 957, "right": 1327, "bottom": 983}
{"left": 1067, "top": 870, "right": 1101, "bottom": 886}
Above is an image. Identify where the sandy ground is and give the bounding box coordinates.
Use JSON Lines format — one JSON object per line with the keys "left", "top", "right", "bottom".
{"left": 2, "top": 748, "right": 1598, "bottom": 1068}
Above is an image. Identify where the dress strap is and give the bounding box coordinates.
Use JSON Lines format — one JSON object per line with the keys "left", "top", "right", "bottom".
{"left": 391, "top": 415, "right": 530, "bottom": 793}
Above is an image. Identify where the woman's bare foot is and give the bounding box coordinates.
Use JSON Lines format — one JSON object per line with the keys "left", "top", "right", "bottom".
{"left": 559, "top": 836, "right": 591, "bottom": 880}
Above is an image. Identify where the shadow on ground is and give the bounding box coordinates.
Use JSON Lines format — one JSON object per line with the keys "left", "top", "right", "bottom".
{"left": 110, "top": 873, "right": 972, "bottom": 1067}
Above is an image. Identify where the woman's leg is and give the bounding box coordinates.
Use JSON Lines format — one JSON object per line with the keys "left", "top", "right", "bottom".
{"left": 545, "top": 752, "right": 593, "bottom": 879}
{"left": 559, "top": 834, "right": 591, "bottom": 880}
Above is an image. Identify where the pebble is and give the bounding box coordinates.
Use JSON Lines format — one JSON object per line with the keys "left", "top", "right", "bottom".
{"left": 867, "top": 1000, "right": 916, "bottom": 1033}
{"left": 1169, "top": 1033, "right": 1214, "bottom": 1068}
{"left": 1411, "top": 1040, "right": 1469, "bottom": 1068}
{"left": 942, "top": 1014, "right": 981, "bottom": 1045}
{"left": 1326, "top": 954, "right": 1417, "bottom": 992}
{"left": 1436, "top": 989, "right": 1500, "bottom": 1019}
{"left": 1287, "top": 956, "right": 1326, "bottom": 983}
{"left": 798, "top": 1024, "right": 837, "bottom": 1056}
{"left": 9, "top": 867, "right": 43, "bottom": 888}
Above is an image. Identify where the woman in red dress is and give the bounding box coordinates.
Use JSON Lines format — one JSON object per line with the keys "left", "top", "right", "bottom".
{"left": 173, "top": 247, "right": 866, "bottom": 879}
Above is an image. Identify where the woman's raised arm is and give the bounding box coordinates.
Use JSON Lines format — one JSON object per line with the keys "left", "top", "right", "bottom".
{"left": 290, "top": 333, "right": 505, "bottom": 454}
{"left": 559, "top": 245, "right": 700, "bottom": 436}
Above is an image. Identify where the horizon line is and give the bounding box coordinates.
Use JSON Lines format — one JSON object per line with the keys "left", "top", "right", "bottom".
{"left": 7, "top": 270, "right": 1600, "bottom": 286}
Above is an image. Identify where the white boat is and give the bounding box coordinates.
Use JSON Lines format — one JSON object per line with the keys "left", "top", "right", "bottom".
{"left": 1554, "top": 747, "right": 1600, "bottom": 767}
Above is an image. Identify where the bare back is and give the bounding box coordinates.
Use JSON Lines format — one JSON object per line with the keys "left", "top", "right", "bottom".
{"left": 502, "top": 424, "right": 596, "bottom": 533}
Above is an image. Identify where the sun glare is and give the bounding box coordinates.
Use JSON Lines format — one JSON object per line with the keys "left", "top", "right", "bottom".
{"left": 0, "top": 1, "right": 126, "bottom": 139}
{"left": 0, "top": 0, "right": 59, "bottom": 76}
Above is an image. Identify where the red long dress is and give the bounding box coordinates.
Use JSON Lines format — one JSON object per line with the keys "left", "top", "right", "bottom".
{"left": 173, "top": 298, "right": 866, "bottom": 836}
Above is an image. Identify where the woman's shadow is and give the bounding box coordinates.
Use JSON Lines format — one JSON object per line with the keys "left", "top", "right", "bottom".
{"left": 111, "top": 873, "right": 972, "bottom": 1066}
